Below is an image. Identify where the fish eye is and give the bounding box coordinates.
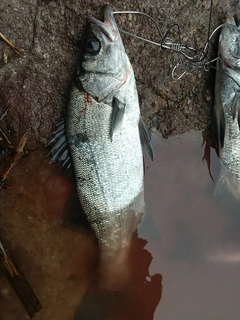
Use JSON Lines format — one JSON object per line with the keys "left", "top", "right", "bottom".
{"left": 84, "top": 38, "right": 101, "bottom": 54}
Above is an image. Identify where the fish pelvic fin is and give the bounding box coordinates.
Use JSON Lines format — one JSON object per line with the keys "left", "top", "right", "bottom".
{"left": 139, "top": 117, "right": 154, "bottom": 161}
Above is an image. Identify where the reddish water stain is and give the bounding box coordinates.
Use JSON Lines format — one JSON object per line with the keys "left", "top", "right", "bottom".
{"left": 40, "top": 166, "right": 74, "bottom": 221}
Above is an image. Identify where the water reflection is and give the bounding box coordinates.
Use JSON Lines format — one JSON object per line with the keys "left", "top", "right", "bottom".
{"left": 144, "top": 130, "right": 240, "bottom": 320}
{"left": 2, "top": 130, "right": 240, "bottom": 319}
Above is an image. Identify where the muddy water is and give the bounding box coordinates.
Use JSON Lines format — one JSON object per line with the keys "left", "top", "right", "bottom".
{"left": 1, "top": 130, "right": 240, "bottom": 320}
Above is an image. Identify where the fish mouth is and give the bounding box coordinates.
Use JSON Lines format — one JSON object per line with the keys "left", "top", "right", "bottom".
{"left": 219, "top": 14, "right": 240, "bottom": 69}
{"left": 88, "top": 5, "right": 118, "bottom": 42}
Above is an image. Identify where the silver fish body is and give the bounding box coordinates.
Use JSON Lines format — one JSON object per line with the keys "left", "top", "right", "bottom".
{"left": 214, "top": 14, "right": 240, "bottom": 197}
{"left": 50, "top": 5, "right": 153, "bottom": 256}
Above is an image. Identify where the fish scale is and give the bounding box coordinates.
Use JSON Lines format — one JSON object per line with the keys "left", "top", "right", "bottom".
{"left": 66, "top": 82, "right": 144, "bottom": 253}
{"left": 217, "top": 61, "right": 240, "bottom": 173}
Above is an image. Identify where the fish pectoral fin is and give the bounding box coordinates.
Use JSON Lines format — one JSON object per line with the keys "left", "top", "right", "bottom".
{"left": 231, "top": 93, "right": 240, "bottom": 129}
{"left": 139, "top": 117, "right": 154, "bottom": 161}
{"left": 110, "top": 97, "right": 125, "bottom": 140}
{"left": 231, "top": 94, "right": 240, "bottom": 120}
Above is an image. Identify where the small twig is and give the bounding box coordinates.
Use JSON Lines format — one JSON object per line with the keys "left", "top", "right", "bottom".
{"left": 0, "top": 31, "right": 23, "bottom": 57}
{"left": 0, "top": 133, "right": 28, "bottom": 187}
{"left": 0, "top": 239, "right": 42, "bottom": 318}
{"left": 16, "top": 133, "right": 28, "bottom": 153}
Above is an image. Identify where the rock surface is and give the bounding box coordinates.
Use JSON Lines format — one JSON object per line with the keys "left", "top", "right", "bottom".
{"left": 0, "top": 0, "right": 238, "bottom": 147}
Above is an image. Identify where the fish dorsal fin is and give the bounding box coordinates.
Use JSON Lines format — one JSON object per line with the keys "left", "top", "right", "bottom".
{"left": 231, "top": 93, "right": 240, "bottom": 129}
{"left": 47, "top": 119, "right": 73, "bottom": 175}
{"left": 138, "top": 117, "right": 154, "bottom": 161}
{"left": 110, "top": 97, "right": 125, "bottom": 140}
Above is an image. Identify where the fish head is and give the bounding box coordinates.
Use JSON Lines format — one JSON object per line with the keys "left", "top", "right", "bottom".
{"left": 219, "top": 14, "right": 240, "bottom": 69}
{"left": 79, "top": 5, "right": 130, "bottom": 102}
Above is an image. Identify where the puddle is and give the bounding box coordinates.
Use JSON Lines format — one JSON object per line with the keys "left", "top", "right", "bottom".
{"left": 1, "top": 130, "right": 240, "bottom": 320}
{"left": 144, "top": 131, "right": 240, "bottom": 320}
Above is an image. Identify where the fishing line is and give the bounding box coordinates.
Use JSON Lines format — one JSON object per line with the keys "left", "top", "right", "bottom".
{"left": 113, "top": 2, "right": 218, "bottom": 63}
{"left": 169, "top": 0, "right": 216, "bottom": 77}
{"left": 113, "top": 4, "right": 214, "bottom": 75}
{"left": 113, "top": 10, "right": 197, "bottom": 60}
{"left": 190, "top": 0, "right": 213, "bottom": 64}
{"left": 113, "top": 10, "right": 164, "bottom": 41}
{"left": 113, "top": 0, "right": 240, "bottom": 86}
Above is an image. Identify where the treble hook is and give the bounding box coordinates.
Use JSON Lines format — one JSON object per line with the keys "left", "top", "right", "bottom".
{"left": 113, "top": 10, "right": 200, "bottom": 61}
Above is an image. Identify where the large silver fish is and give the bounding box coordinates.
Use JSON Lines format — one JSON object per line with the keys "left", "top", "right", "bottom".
{"left": 214, "top": 14, "right": 240, "bottom": 198}
{"left": 49, "top": 5, "right": 153, "bottom": 258}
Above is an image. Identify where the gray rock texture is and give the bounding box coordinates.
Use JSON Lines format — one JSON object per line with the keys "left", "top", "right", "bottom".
{"left": 0, "top": 0, "right": 238, "bottom": 148}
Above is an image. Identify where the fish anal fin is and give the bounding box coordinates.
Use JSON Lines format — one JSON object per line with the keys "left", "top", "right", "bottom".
{"left": 139, "top": 117, "right": 154, "bottom": 161}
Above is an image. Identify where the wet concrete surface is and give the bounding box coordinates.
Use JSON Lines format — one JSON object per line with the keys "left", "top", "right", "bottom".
{"left": 0, "top": 0, "right": 237, "bottom": 147}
